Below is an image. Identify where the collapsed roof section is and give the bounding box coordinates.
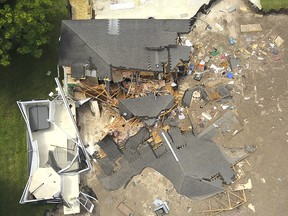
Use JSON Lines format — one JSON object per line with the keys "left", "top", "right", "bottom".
{"left": 158, "top": 127, "right": 236, "bottom": 199}
{"left": 17, "top": 78, "right": 91, "bottom": 214}
{"left": 58, "top": 19, "right": 191, "bottom": 80}
{"left": 97, "top": 125, "right": 238, "bottom": 200}
{"left": 118, "top": 95, "right": 174, "bottom": 120}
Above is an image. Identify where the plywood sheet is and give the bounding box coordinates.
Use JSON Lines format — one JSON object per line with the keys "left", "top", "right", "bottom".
{"left": 240, "top": 24, "right": 262, "bottom": 33}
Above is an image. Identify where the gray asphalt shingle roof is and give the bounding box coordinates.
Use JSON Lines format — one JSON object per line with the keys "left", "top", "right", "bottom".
{"left": 118, "top": 95, "right": 174, "bottom": 119}
{"left": 169, "top": 46, "right": 191, "bottom": 71}
{"left": 98, "top": 126, "right": 237, "bottom": 199}
{"left": 59, "top": 19, "right": 191, "bottom": 80}
{"left": 164, "top": 127, "right": 236, "bottom": 184}
{"left": 98, "top": 135, "right": 122, "bottom": 162}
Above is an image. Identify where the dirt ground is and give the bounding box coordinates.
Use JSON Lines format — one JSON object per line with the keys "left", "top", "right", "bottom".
{"left": 79, "top": 1, "right": 288, "bottom": 216}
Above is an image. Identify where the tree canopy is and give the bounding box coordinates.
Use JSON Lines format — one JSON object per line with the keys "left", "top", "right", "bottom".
{"left": 0, "top": 0, "right": 56, "bottom": 66}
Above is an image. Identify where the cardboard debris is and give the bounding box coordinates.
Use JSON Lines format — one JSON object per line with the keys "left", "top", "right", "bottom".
{"left": 239, "top": 6, "right": 249, "bottom": 12}
{"left": 272, "top": 54, "right": 281, "bottom": 61}
{"left": 274, "top": 36, "right": 284, "bottom": 47}
{"left": 248, "top": 203, "right": 256, "bottom": 212}
{"left": 240, "top": 24, "right": 262, "bottom": 33}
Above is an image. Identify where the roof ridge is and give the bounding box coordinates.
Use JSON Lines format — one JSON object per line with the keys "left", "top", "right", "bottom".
{"left": 62, "top": 20, "right": 110, "bottom": 66}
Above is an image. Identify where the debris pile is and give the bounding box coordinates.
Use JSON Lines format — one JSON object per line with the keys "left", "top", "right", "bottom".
{"left": 68, "top": 27, "right": 254, "bottom": 199}
{"left": 57, "top": 17, "right": 265, "bottom": 213}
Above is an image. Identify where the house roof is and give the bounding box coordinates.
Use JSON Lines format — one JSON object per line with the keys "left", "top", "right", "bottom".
{"left": 59, "top": 19, "right": 191, "bottom": 80}
{"left": 152, "top": 152, "right": 224, "bottom": 199}
{"left": 161, "top": 127, "right": 236, "bottom": 184}
{"left": 98, "top": 126, "right": 237, "bottom": 200}
{"left": 118, "top": 95, "right": 174, "bottom": 119}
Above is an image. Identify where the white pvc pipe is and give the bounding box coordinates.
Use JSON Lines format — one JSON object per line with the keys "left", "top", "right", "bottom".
{"left": 161, "top": 132, "right": 179, "bottom": 162}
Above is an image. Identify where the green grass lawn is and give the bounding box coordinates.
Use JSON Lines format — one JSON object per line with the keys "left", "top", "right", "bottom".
{"left": 0, "top": 1, "right": 68, "bottom": 215}
{"left": 261, "top": 0, "right": 288, "bottom": 11}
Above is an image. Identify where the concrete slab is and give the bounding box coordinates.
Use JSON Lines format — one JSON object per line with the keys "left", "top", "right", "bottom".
{"left": 93, "top": 0, "right": 211, "bottom": 19}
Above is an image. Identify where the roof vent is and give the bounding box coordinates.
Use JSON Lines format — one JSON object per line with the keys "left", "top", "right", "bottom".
{"left": 108, "top": 19, "right": 119, "bottom": 35}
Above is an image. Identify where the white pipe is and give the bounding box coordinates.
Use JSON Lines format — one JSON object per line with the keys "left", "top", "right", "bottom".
{"left": 161, "top": 132, "right": 179, "bottom": 162}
